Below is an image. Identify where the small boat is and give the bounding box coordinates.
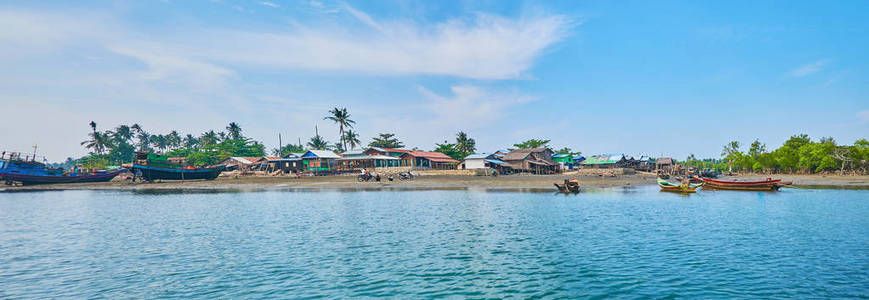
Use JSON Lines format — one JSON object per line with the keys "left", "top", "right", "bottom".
{"left": 131, "top": 152, "right": 224, "bottom": 181}
{"left": 554, "top": 178, "right": 581, "bottom": 193}
{"left": 657, "top": 177, "right": 702, "bottom": 193}
{"left": 698, "top": 177, "right": 791, "bottom": 191}
{"left": 0, "top": 154, "right": 125, "bottom": 185}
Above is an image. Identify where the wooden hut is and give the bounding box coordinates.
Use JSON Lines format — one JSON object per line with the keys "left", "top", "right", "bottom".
{"left": 400, "top": 151, "right": 459, "bottom": 170}
{"left": 502, "top": 148, "right": 558, "bottom": 174}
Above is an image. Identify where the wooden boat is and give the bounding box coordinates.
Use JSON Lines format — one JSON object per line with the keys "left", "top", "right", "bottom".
{"left": 657, "top": 177, "right": 702, "bottom": 193}
{"left": 0, "top": 154, "right": 125, "bottom": 185}
{"left": 554, "top": 178, "right": 580, "bottom": 193}
{"left": 131, "top": 152, "right": 224, "bottom": 181}
{"left": 698, "top": 177, "right": 791, "bottom": 191}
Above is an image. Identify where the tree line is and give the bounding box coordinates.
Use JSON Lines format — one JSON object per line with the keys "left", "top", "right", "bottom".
{"left": 682, "top": 134, "right": 869, "bottom": 174}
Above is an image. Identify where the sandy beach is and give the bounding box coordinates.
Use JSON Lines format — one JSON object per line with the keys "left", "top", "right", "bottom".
{"left": 3, "top": 173, "right": 869, "bottom": 192}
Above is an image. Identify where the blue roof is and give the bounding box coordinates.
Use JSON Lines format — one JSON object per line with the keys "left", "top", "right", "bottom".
{"left": 485, "top": 159, "right": 506, "bottom": 165}
{"left": 464, "top": 153, "right": 491, "bottom": 159}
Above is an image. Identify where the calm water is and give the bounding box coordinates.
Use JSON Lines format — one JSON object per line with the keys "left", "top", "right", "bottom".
{"left": 1, "top": 186, "right": 868, "bottom": 298}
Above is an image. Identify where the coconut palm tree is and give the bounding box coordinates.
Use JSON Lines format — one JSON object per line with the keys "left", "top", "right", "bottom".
{"left": 455, "top": 131, "right": 476, "bottom": 158}
{"left": 343, "top": 130, "right": 361, "bottom": 150}
{"left": 200, "top": 130, "right": 219, "bottom": 146}
{"left": 226, "top": 122, "right": 242, "bottom": 140}
{"left": 151, "top": 134, "right": 170, "bottom": 153}
{"left": 89, "top": 121, "right": 97, "bottom": 135}
{"left": 218, "top": 131, "right": 228, "bottom": 141}
{"left": 113, "top": 125, "right": 133, "bottom": 143}
{"left": 324, "top": 107, "right": 355, "bottom": 151}
{"left": 307, "top": 135, "right": 329, "bottom": 150}
{"left": 167, "top": 131, "right": 182, "bottom": 150}
{"left": 184, "top": 134, "right": 199, "bottom": 149}
{"left": 81, "top": 131, "right": 111, "bottom": 154}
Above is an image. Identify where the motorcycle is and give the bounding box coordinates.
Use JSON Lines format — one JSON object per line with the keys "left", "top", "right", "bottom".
{"left": 398, "top": 172, "right": 414, "bottom": 181}
{"left": 357, "top": 173, "right": 374, "bottom": 182}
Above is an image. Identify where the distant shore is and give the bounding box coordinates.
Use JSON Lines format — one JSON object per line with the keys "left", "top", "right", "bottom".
{"left": 3, "top": 173, "right": 869, "bottom": 192}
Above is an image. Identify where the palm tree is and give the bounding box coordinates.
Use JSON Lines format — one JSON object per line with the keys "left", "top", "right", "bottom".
{"left": 113, "top": 125, "right": 133, "bottom": 143}
{"left": 89, "top": 121, "right": 97, "bottom": 135}
{"left": 218, "top": 131, "right": 228, "bottom": 141}
{"left": 136, "top": 132, "right": 152, "bottom": 151}
{"left": 307, "top": 135, "right": 329, "bottom": 150}
{"left": 167, "top": 131, "right": 182, "bottom": 150}
{"left": 226, "top": 122, "right": 242, "bottom": 140}
{"left": 151, "top": 134, "right": 169, "bottom": 153}
{"left": 184, "top": 134, "right": 199, "bottom": 149}
{"left": 81, "top": 131, "right": 111, "bottom": 154}
{"left": 343, "top": 130, "right": 361, "bottom": 150}
{"left": 455, "top": 131, "right": 476, "bottom": 158}
{"left": 201, "top": 130, "right": 219, "bottom": 146}
{"left": 325, "top": 107, "right": 355, "bottom": 151}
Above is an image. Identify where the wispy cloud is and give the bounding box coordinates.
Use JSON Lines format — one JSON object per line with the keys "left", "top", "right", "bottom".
{"left": 259, "top": 1, "right": 279, "bottom": 8}
{"left": 789, "top": 59, "right": 831, "bottom": 77}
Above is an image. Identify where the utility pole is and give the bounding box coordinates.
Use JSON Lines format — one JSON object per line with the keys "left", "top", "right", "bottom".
{"left": 278, "top": 134, "right": 282, "bottom": 156}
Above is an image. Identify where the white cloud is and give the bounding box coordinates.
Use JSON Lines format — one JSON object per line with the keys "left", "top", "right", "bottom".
{"left": 858, "top": 110, "right": 869, "bottom": 124}
{"left": 259, "top": 1, "right": 279, "bottom": 8}
{"left": 789, "top": 59, "right": 831, "bottom": 77}
{"left": 417, "top": 85, "right": 535, "bottom": 127}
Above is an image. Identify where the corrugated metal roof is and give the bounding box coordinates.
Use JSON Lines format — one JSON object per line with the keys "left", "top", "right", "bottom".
{"left": 337, "top": 155, "right": 398, "bottom": 161}
{"left": 581, "top": 154, "right": 625, "bottom": 165}
{"left": 484, "top": 159, "right": 506, "bottom": 165}
{"left": 464, "top": 153, "right": 491, "bottom": 159}
{"left": 301, "top": 150, "right": 341, "bottom": 159}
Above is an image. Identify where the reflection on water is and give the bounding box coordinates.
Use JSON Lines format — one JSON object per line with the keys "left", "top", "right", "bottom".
{"left": 1, "top": 186, "right": 867, "bottom": 298}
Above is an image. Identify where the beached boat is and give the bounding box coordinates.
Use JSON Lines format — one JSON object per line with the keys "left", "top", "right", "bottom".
{"left": 0, "top": 155, "right": 125, "bottom": 185}
{"left": 131, "top": 152, "right": 224, "bottom": 181}
{"left": 698, "top": 177, "right": 791, "bottom": 191}
{"left": 554, "top": 178, "right": 581, "bottom": 193}
{"left": 657, "top": 177, "right": 702, "bottom": 193}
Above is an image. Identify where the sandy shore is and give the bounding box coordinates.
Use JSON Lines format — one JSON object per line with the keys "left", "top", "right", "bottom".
{"left": 3, "top": 173, "right": 869, "bottom": 192}
{"left": 1, "top": 174, "right": 656, "bottom": 192}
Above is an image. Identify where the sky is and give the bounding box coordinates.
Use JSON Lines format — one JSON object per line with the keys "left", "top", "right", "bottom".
{"left": 1, "top": 0, "right": 868, "bottom": 161}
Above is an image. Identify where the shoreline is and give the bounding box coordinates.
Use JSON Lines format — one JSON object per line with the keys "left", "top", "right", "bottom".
{"left": 3, "top": 174, "right": 869, "bottom": 192}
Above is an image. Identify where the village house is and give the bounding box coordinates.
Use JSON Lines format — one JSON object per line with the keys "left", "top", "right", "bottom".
{"left": 580, "top": 154, "right": 630, "bottom": 169}
{"left": 220, "top": 157, "right": 265, "bottom": 171}
{"left": 502, "top": 148, "right": 558, "bottom": 174}
{"left": 337, "top": 149, "right": 405, "bottom": 171}
{"left": 461, "top": 153, "right": 508, "bottom": 173}
{"left": 656, "top": 157, "right": 674, "bottom": 174}
{"left": 364, "top": 147, "right": 411, "bottom": 157}
{"left": 400, "top": 151, "right": 459, "bottom": 170}
{"left": 552, "top": 154, "right": 585, "bottom": 170}
{"left": 300, "top": 150, "right": 341, "bottom": 173}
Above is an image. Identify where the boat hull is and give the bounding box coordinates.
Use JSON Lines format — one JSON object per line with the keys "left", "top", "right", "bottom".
{"left": 700, "top": 177, "right": 786, "bottom": 191}
{"left": 0, "top": 169, "right": 126, "bottom": 185}
{"left": 132, "top": 164, "right": 224, "bottom": 181}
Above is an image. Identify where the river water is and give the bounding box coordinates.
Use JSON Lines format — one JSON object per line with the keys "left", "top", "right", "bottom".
{"left": 1, "top": 186, "right": 867, "bottom": 298}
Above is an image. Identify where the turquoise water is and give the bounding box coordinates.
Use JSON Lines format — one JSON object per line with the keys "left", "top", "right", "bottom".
{"left": 1, "top": 187, "right": 868, "bottom": 298}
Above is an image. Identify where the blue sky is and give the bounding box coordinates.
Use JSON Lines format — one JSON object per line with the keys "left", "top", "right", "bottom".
{"left": 1, "top": 0, "right": 867, "bottom": 161}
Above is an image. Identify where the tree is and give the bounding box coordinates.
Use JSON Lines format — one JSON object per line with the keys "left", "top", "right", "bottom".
{"left": 113, "top": 125, "right": 133, "bottom": 143}
{"left": 830, "top": 146, "right": 853, "bottom": 175}
{"left": 433, "top": 141, "right": 461, "bottom": 160}
{"left": 200, "top": 130, "right": 219, "bottom": 146}
{"left": 167, "top": 131, "right": 182, "bottom": 150}
{"left": 556, "top": 147, "right": 582, "bottom": 156}
{"left": 81, "top": 131, "right": 111, "bottom": 155}
{"left": 226, "top": 122, "right": 243, "bottom": 140}
{"left": 151, "top": 134, "right": 169, "bottom": 153}
{"left": 307, "top": 135, "right": 329, "bottom": 150}
{"left": 513, "top": 139, "right": 550, "bottom": 149}
{"left": 89, "top": 121, "right": 97, "bottom": 135}
{"left": 721, "top": 141, "right": 742, "bottom": 173}
{"left": 368, "top": 133, "right": 404, "bottom": 148}
{"left": 218, "top": 131, "right": 228, "bottom": 141}
{"left": 183, "top": 134, "right": 199, "bottom": 149}
{"left": 748, "top": 139, "right": 766, "bottom": 158}
{"left": 343, "top": 130, "right": 361, "bottom": 150}
{"left": 454, "top": 131, "right": 476, "bottom": 159}
{"left": 272, "top": 144, "right": 305, "bottom": 157}
{"left": 325, "top": 107, "right": 355, "bottom": 151}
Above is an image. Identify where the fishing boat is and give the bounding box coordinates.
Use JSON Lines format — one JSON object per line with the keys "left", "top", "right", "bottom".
{"left": 698, "top": 177, "right": 791, "bottom": 191}
{"left": 130, "top": 152, "right": 224, "bottom": 181}
{"left": 0, "top": 153, "right": 125, "bottom": 185}
{"left": 657, "top": 177, "right": 702, "bottom": 193}
{"left": 554, "top": 178, "right": 581, "bottom": 193}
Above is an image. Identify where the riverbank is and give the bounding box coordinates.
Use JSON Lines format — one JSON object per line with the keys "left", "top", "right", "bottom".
{"left": 2, "top": 174, "right": 656, "bottom": 191}
{"left": 3, "top": 173, "right": 869, "bottom": 192}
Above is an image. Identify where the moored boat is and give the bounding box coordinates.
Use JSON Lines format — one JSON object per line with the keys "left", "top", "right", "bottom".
{"left": 131, "top": 152, "right": 224, "bottom": 181}
{"left": 554, "top": 178, "right": 581, "bottom": 193}
{"left": 657, "top": 177, "right": 702, "bottom": 193}
{"left": 0, "top": 153, "right": 125, "bottom": 185}
{"left": 698, "top": 177, "right": 791, "bottom": 191}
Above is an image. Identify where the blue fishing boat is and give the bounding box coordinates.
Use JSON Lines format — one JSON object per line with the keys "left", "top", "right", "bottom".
{"left": 130, "top": 152, "right": 224, "bottom": 181}
{"left": 0, "top": 153, "right": 125, "bottom": 185}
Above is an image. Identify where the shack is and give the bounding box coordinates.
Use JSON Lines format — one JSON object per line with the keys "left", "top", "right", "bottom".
{"left": 581, "top": 154, "right": 629, "bottom": 169}
{"left": 300, "top": 150, "right": 341, "bottom": 173}
{"left": 461, "top": 153, "right": 508, "bottom": 172}
{"left": 656, "top": 157, "right": 674, "bottom": 173}
{"left": 552, "top": 154, "right": 585, "bottom": 170}
{"left": 400, "top": 151, "right": 459, "bottom": 170}
{"left": 502, "top": 148, "right": 558, "bottom": 174}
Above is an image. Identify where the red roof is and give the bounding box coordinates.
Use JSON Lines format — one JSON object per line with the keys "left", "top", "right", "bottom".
{"left": 382, "top": 148, "right": 411, "bottom": 153}
{"left": 403, "top": 151, "right": 459, "bottom": 163}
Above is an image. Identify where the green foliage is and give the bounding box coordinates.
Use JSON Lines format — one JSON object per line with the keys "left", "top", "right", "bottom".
{"left": 272, "top": 144, "right": 305, "bottom": 157}
{"left": 556, "top": 147, "right": 581, "bottom": 156}
{"left": 368, "top": 133, "right": 405, "bottom": 148}
{"left": 513, "top": 139, "right": 550, "bottom": 149}
{"left": 77, "top": 154, "right": 110, "bottom": 169}
{"left": 307, "top": 135, "right": 330, "bottom": 150}
{"left": 433, "top": 141, "right": 462, "bottom": 160}
{"left": 454, "top": 131, "right": 476, "bottom": 159}
{"left": 325, "top": 107, "right": 355, "bottom": 151}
